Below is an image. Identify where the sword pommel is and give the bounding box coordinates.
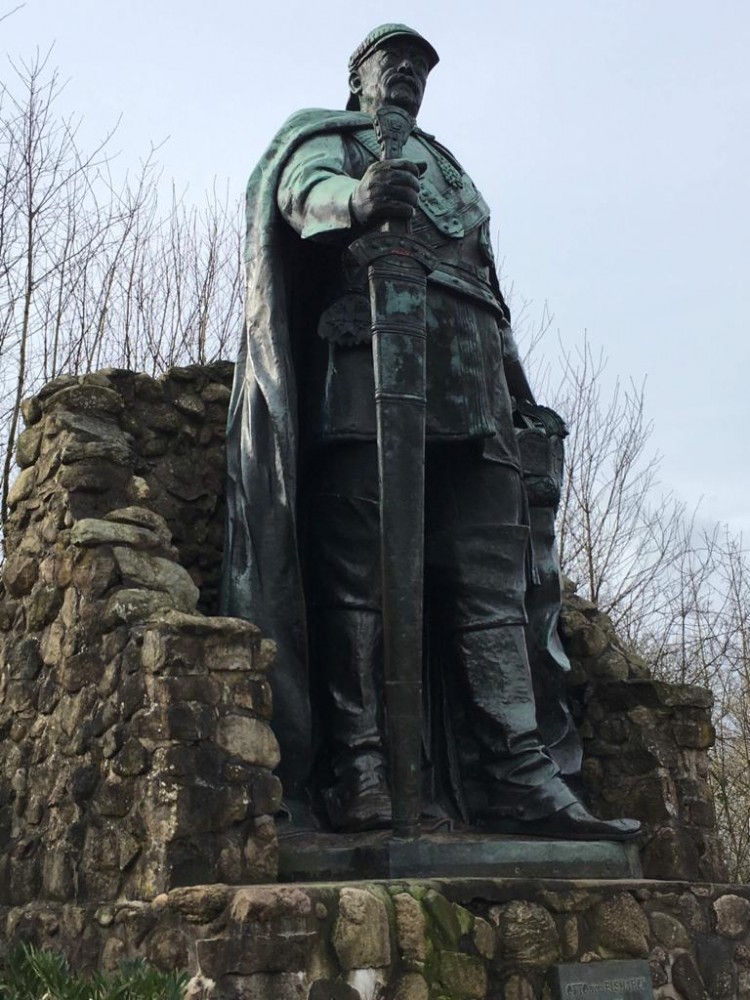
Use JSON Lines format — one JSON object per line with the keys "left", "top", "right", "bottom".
{"left": 373, "top": 105, "right": 414, "bottom": 161}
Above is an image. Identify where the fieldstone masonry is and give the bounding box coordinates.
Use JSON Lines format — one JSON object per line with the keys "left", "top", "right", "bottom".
{"left": 558, "top": 594, "right": 725, "bottom": 882}
{"left": 0, "top": 363, "right": 738, "bottom": 997}
{"left": 4, "top": 879, "right": 750, "bottom": 999}
{"left": 0, "top": 364, "right": 280, "bottom": 903}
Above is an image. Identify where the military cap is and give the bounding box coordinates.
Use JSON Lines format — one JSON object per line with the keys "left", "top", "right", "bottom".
{"left": 348, "top": 23, "right": 439, "bottom": 73}
{"left": 346, "top": 24, "right": 439, "bottom": 110}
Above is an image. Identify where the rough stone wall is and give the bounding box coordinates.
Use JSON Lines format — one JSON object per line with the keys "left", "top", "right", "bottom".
{"left": 0, "top": 363, "right": 727, "bottom": 903}
{"left": 559, "top": 594, "right": 726, "bottom": 882}
{"left": 0, "top": 366, "right": 280, "bottom": 902}
{"left": 3, "top": 879, "right": 750, "bottom": 1000}
{"left": 5, "top": 363, "right": 235, "bottom": 612}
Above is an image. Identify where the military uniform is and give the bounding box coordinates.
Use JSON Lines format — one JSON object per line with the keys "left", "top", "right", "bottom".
{"left": 221, "top": 23, "right": 638, "bottom": 841}
{"left": 276, "top": 119, "right": 575, "bottom": 828}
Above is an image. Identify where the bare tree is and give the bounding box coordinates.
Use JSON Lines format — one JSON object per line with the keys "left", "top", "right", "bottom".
{"left": 0, "top": 5, "right": 24, "bottom": 26}
{"left": 0, "top": 51, "right": 243, "bottom": 534}
{"left": 551, "top": 337, "right": 690, "bottom": 645}
{"left": 540, "top": 329, "right": 750, "bottom": 879}
{"left": 647, "top": 527, "right": 750, "bottom": 880}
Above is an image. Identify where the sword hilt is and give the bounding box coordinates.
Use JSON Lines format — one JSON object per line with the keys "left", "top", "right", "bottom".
{"left": 373, "top": 106, "right": 416, "bottom": 236}
{"left": 373, "top": 105, "right": 414, "bottom": 161}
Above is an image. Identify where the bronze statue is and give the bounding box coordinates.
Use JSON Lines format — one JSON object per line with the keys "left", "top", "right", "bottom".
{"left": 221, "top": 24, "right": 638, "bottom": 842}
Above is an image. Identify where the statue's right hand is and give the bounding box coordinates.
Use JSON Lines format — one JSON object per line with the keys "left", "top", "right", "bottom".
{"left": 351, "top": 159, "right": 421, "bottom": 226}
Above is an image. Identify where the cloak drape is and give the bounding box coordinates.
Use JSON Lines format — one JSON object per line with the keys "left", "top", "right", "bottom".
{"left": 220, "top": 109, "right": 374, "bottom": 800}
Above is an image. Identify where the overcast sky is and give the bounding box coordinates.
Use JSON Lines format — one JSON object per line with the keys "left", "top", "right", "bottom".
{"left": 3, "top": 0, "right": 749, "bottom": 536}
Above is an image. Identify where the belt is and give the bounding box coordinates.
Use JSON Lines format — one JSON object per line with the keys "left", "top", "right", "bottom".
{"left": 428, "top": 262, "right": 503, "bottom": 316}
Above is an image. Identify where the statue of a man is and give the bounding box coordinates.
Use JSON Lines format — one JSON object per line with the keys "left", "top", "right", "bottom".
{"left": 221, "top": 24, "right": 638, "bottom": 841}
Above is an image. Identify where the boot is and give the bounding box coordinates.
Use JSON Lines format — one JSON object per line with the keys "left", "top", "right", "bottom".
{"left": 312, "top": 608, "right": 392, "bottom": 832}
{"left": 525, "top": 505, "right": 583, "bottom": 776}
{"left": 453, "top": 622, "right": 571, "bottom": 810}
{"left": 454, "top": 623, "right": 639, "bottom": 840}
{"left": 440, "top": 518, "right": 635, "bottom": 838}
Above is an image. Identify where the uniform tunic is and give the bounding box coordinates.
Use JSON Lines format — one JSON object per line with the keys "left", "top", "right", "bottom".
{"left": 276, "top": 126, "right": 522, "bottom": 471}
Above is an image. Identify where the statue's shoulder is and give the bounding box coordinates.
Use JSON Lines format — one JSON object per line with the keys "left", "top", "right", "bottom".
{"left": 250, "top": 109, "right": 371, "bottom": 185}
{"left": 245, "top": 109, "right": 372, "bottom": 237}
{"left": 275, "top": 108, "right": 371, "bottom": 145}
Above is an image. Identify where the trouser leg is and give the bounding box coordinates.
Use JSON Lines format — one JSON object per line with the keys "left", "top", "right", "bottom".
{"left": 301, "top": 443, "right": 640, "bottom": 839}
{"left": 310, "top": 608, "right": 382, "bottom": 757}
{"left": 426, "top": 453, "right": 576, "bottom": 820}
{"left": 302, "top": 444, "right": 391, "bottom": 830}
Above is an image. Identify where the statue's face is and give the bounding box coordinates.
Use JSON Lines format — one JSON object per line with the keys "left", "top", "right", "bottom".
{"left": 350, "top": 40, "right": 431, "bottom": 118}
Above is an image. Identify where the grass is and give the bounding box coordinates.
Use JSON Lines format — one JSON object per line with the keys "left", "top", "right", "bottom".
{"left": 0, "top": 943, "right": 188, "bottom": 1000}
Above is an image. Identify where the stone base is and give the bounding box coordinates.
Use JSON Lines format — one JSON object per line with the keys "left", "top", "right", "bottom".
{"left": 5, "top": 878, "right": 750, "bottom": 999}
{"left": 278, "top": 829, "right": 642, "bottom": 881}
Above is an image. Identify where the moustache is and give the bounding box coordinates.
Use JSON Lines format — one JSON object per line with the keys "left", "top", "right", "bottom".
{"left": 387, "top": 73, "right": 419, "bottom": 89}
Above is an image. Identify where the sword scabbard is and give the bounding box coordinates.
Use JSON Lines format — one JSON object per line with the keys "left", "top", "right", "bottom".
{"left": 348, "top": 105, "right": 435, "bottom": 840}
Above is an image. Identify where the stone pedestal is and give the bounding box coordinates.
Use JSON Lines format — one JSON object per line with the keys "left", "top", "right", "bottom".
{"left": 4, "top": 878, "right": 750, "bottom": 1000}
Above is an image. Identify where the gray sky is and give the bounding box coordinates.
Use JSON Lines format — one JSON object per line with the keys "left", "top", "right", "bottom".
{"left": 4, "top": 0, "right": 749, "bottom": 535}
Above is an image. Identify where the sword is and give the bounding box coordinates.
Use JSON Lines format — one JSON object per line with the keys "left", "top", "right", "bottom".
{"left": 350, "top": 106, "right": 437, "bottom": 840}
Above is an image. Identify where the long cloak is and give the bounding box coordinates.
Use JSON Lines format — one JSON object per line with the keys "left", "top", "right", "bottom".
{"left": 220, "top": 109, "right": 373, "bottom": 800}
